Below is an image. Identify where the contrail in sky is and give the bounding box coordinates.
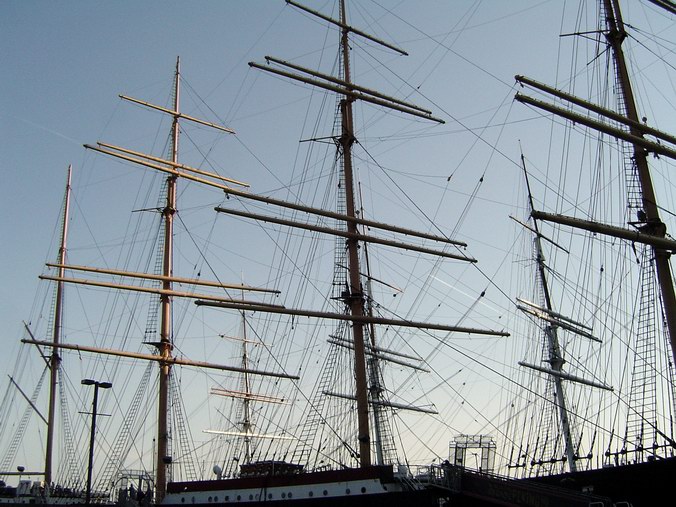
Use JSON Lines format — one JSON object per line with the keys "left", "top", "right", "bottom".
{"left": 15, "top": 116, "right": 80, "bottom": 144}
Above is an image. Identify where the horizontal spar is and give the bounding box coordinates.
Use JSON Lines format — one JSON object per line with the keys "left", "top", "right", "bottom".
{"left": 210, "top": 387, "right": 288, "bottom": 404}
{"left": 46, "top": 263, "right": 280, "bottom": 294}
{"left": 96, "top": 142, "right": 249, "bottom": 187}
{"left": 328, "top": 339, "right": 429, "bottom": 372}
{"left": 21, "top": 339, "right": 299, "bottom": 380}
{"left": 203, "top": 429, "right": 296, "bottom": 441}
{"left": 515, "top": 75, "right": 676, "bottom": 146}
{"left": 285, "top": 0, "right": 408, "bottom": 56}
{"left": 250, "top": 62, "right": 444, "bottom": 124}
{"left": 87, "top": 142, "right": 466, "bottom": 248}
{"left": 515, "top": 93, "right": 676, "bottom": 160}
{"left": 329, "top": 334, "right": 422, "bottom": 361}
{"left": 323, "top": 391, "right": 438, "bottom": 414}
{"left": 264, "top": 56, "right": 432, "bottom": 115}
{"left": 39, "top": 275, "right": 285, "bottom": 309}
{"left": 216, "top": 199, "right": 465, "bottom": 246}
{"left": 519, "top": 361, "right": 612, "bottom": 391}
{"left": 85, "top": 144, "right": 241, "bottom": 192}
{"left": 196, "top": 300, "right": 509, "bottom": 337}
{"left": 215, "top": 206, "right": 476, "bottom": 262}
{"left": 119, "top": 94, "right": 236, "bottom": 134}
{"left": 516, "top": 297, "right": 593, "bottom": 332}
{"left": 517, "top": 304, "right": 600, "bottom": 343}
{"left": 531, "top": 210, "right": 676, "bottom": 251}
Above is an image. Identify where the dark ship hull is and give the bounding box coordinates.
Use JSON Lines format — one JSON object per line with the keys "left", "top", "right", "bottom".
{"left": 527, "top": 455, "right": 676, "bottom": 506}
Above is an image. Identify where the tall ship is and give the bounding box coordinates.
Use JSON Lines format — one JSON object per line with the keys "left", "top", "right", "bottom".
{"left": 503, "top": 0, "right": 676, "bottom": 505}
{"left": 1, "top": 1, "right": 674, "bottom": 506}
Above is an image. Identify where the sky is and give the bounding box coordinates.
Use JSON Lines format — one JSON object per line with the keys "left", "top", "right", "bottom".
{"left": 1, "top": 0, "right": 675, "bottom": 482}
{"left": 0, "top": 0, "right": 561, "bottom": 388}
{"left": 0, "top": 0, "right": 564, "bottom": 370}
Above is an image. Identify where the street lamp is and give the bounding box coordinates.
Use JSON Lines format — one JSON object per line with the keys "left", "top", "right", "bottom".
{"left": 81, "top": 379, "right": 112, "bottom": 507}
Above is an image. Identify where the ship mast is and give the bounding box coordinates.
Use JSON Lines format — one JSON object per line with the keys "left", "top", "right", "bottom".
{"left": 517, "top": 2, "right": 676, "bottom": 368}
{"left": 512, "top": 0, "right": 676, "bottom": 467}
{"left": 240, "top": 307, "right": 253, "bottom": 464}
{"left": 213, "top": 0, "right": 512, "bottom": 470}
{"left": 44, "top": 164, "right": 72, "bottom": 486}
{"left": 364, "top": 242, "right": 386, "bottom": 466}
{"left": 520, "top": 155, "right": 578, "bottom": 473}
{"left": 33, "top": 54, "right": 305, "bottom": 497}
{"left": 337, "top": 0, "right": 371, "bottom": 467}
{"left": 157, "top": 56, "right": 180, "bottom": 501}
{"left": 603, "top": 0, "right": 676, "bottom": 368}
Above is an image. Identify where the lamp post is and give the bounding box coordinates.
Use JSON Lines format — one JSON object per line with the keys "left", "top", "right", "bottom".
{"left": 81, "top": 379, "right": 112, "bottom": 507}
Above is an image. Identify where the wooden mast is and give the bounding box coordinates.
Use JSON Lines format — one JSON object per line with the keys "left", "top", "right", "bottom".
{"left": 338, "top": 0, "right": 371, "bottom": 468}
{"left": 44, "top": 164, "right": 72, "bottom": 486}
{"left": 241, "top": 308, "right": 253, "bottom": 464}
{"left": 244, "top": 0, "right": 506, "bottom": 471}
{"left": 364, "top": 243, "right": 385, "bottom": 466}
{"left": 603, "top": 0, "right": 676, "bottom": 369}
{"left": 156, "top": 56, "right": 180, "bottom": 502}
{"left": 514, "top": 0, "right": 676, "bottom": 467}
{"left": 520, "top": 154, "right": 577, "bottom": 473}
{"left": 515, "top": 0, "right": 676, "bottom": 369}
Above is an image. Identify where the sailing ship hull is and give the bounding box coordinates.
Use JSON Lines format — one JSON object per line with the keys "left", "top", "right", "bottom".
{"left": 164, "top": 491, "right": 435, "bottom": 507}
{"left": 0, "top": 493, "right": 95, "bottom": 506}
{"left": 0, "top": 481, "right": 98, "bottom": 507}
{"left": 0, "top": 501, "right": 87, "bottom": 506}
{"left": 163, "top": 466, "right": 439, "bottom": 507}
{"left": 165, "top": 463, "right": 624, "bottom": 507}
{"left": 0, "top": 500, "right": 86, "bottom": 507}
{"left": 0, "top": 500, "right": 91, "bottom": 506}
{"left": 527, "top": 455, "right": 676, "bottom": 506}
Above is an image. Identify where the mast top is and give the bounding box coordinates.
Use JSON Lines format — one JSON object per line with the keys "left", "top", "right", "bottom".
{"left": 286, "top": 0, "right": 408, "bottom": 56}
